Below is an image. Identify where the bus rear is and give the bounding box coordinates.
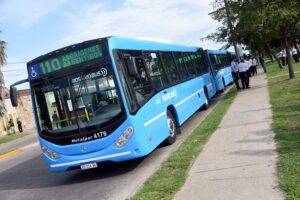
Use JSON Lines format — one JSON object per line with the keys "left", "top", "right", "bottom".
{"left": 24, "top": 38, "right": 143, "bottom": 172}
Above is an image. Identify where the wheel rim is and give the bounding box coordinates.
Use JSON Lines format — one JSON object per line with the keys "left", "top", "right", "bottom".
{"left": 167, "top": 116, "right": 176, "bottom": 137}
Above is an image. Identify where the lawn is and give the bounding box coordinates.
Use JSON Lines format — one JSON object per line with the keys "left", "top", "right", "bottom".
{"left": 0, "top": 133, "right": 25, "bottom": 145}
{"left": 131, "top": 87, "right": 237, "bottom": 200}
{"left": 267, "top": 62, "right": 300, "bottom": 200}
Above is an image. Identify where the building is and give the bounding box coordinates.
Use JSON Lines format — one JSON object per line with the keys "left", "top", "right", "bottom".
{"left": 0, "top": 88, "right": 35, "bottom": 136}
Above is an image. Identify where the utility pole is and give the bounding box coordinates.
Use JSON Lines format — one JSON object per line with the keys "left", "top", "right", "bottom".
{"left": 223, "top": 0, "right": 240, "bottom": 62}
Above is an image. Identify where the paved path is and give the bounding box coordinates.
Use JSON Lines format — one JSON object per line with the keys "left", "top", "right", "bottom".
{"left": 175, "top": 71, "right": 283, "bottom": 200}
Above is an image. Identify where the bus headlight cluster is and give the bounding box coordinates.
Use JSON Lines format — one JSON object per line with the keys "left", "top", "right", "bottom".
{"left": 114, "top": 126, "right": 134, "bottom": 148}
{"left": 41, "top": 145, "right": 60, "bottom": 160}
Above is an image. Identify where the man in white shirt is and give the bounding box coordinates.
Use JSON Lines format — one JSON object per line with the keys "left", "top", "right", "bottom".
{"left": 231, "top": 59, "right": 241, "bottom": 90}
{"left": 251, "top": 57, "right": 258, "bottom": 75}
{"left": 238, "top": 59, "right": 249, "bottom": 89}
{"left": 292, "top": 48, "right": 299, "bottom": 63}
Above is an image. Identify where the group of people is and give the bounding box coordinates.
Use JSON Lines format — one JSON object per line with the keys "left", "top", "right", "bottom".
{"left": 277, "top": 48, "right": 299, "bottom": 66}
{"left": 231, "top": 57, "right": 258, "bottom": 90}
{"left": 7, "top": 118, "right": 23, "bottom": 134}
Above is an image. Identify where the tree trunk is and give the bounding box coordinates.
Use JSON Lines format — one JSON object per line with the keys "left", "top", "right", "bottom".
{"left": 283, "top": 28, "right": 295, "bottom": 79}
{"left": 265, "top": 43, "right": 282, "bottom": 68}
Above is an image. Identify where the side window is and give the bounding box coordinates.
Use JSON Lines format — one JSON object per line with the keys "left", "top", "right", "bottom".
{"left": 195, "top": 52, "right": 208, "bottom": 74}
{"left": 160, "top": 52, "right": 180, "bottom": 83}
{"left": 209, "top": 54, "right": 221, "bottom": 70}
{"left": 124, "top": 53, "right": 155, "bottom": 106}
{"left": 144, "top": 52, "right": 169, "bottom": 90}
{"left": 173, "top": 52, "right": 189, "bottom": 80}
{"left": 183, "top": 52, "right": 197, "bottom": 76}
{"left": 189, "top": 53, "right": 201, "bottom": 75}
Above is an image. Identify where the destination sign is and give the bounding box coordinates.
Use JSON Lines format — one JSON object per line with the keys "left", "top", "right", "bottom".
{"left": 29, "top": 44, "right": 103, "bottom": 80}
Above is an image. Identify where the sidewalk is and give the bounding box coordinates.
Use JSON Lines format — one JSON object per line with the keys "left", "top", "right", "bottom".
{"left": 175, "top": 71, "right": 283, "bottom": 200}
{"left": 0, "top": 129, "right": 37, "bottom": 154}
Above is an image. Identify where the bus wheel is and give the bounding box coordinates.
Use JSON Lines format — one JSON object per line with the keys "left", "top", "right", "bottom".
{"left": 203, "top": 92, "right": 209, "bottom": 110}
{"left": 165, "top": 111, "right": 177, "bottom": 145}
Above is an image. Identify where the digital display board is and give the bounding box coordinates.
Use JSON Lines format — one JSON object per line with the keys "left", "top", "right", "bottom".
{"left": 29, "top": 44, "right": 103, "bottom": 80}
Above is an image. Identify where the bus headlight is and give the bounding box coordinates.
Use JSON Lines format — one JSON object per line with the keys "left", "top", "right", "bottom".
{"left": 41, "top": 145, "right": 60, "bottom": 160}
{"left": 114, "top": 126, "right": 134, "bottom": 148}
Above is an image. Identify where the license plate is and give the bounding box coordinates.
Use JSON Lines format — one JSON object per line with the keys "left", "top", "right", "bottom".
{"left": 80, "top": 162, "right": 98, "bottom": 170}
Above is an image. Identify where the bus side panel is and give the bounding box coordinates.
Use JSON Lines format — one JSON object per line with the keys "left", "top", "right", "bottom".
{"left": 201, "top": 73, "right": 217, "bottom": 99}
{"left": 222, "top": 66, "right": 233, "bottom": 86}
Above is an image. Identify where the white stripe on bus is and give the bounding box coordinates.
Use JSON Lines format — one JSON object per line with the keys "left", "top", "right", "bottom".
{"left": 175, "top": 88, "right": 203, "bottom": 108}
{"left": 144, "top": 111, "right": 166, "bottom": 127}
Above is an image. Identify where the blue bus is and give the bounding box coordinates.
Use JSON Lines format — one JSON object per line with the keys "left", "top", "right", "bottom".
{"left": 10, "top": 37, "right": 230, "bottom": 172}
{"left": 204, "top": 49, "right": 233, "bottom": 92}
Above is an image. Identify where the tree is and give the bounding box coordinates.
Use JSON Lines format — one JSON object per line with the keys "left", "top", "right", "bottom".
{"left": 206, "top": 0, "right": 300, "bottom": 79}
{"left": 0, "top": 30, "right": 6, "bottom": 116}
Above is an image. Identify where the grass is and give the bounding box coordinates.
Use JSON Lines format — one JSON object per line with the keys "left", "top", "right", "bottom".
{"left": 130, "top": 87, "right": 237, "bottom": 200}
{"left": 0, "top": 133, "right": 25, "bottom": 145}
{"left": 267, "top": 62, "right": 300, "bottom": 200}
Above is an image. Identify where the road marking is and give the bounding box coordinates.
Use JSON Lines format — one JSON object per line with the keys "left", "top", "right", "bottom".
{"left": 0, "top": 148, "right": 22, "bottom": 160}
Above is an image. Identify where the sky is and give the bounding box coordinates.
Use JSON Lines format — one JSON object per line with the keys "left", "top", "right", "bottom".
{"left": 0, "top": 0, "right": 224, "bottom": 88}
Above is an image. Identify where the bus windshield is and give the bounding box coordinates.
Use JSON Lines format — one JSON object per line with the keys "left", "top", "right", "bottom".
{"left": 32, "top": 64, "right": 123, "bottom": 139}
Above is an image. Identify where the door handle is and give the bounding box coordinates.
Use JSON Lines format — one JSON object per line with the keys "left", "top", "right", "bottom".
{"left": 163, "top": 91, "right": 168, "bottom": 94}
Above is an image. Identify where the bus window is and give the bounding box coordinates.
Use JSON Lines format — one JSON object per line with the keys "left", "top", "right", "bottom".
{"left": 160, "top": 52, "right": 180, "bottom": 84}
{"left": 195, "top": 52, "right": 208, "bottom": 74}
{"left": 173, "top": 52, "right": 189, "bottom": 80}
{"left": 182, "top": 52, "right": 196, "bottom": 76}
{"left": 126, "top": 57, "right": 155, "bottom": 106}
{"left": 144, "top": 52, "right": 168, "bottom": 90}
{"left": 189, "top": 53, "right": 202, "bottom": 75}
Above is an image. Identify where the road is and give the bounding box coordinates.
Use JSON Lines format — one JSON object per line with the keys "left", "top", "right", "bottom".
{"left": 0, "top": 94, "right": 223, "bottom": 200}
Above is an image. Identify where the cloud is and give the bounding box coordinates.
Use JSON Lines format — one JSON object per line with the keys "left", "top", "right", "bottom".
{"left": 60, "top": 0, "right": 223, "bottom": 49}
{"left": 0, "top": 0, "right": 68, "bottom": 28}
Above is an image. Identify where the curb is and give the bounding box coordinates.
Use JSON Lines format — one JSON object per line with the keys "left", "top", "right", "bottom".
{"left": 0, "top": 133, "right": 37, "bottom": 154}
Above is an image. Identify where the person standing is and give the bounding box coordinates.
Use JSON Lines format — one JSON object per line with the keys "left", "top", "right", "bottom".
{"left": 231, "top": 59, "right": 241, "bottom": 90}
{"left": 251, "top": 57, "right": 258, "bottom": 75}
{"left": 292, "top": 48, "right": 299, "bottom": 63}
{"left": 17, "top": 118, "right": 23, "bottom": 133}
{"left": 238, "top": 59, "right": 248, "bottom": 89}
{"left": 245, "top": 58, "right": 251, "bottom": 87}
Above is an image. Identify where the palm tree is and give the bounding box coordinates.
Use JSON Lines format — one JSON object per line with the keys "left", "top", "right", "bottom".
{"left": 0, "top": 30, "right": 6, "bottom": 116}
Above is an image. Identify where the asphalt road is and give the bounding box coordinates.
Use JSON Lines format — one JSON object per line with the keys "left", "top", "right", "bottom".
{"left": 0, "top": 95, "right": 222, "bottom": 200}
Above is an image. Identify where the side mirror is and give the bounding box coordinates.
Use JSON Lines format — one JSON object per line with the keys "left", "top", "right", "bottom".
{"left": 127, "top": 57, "right": 138, "bottom": 76}
{"left": 10, "top": 86, "right": 18, "bottom": 107}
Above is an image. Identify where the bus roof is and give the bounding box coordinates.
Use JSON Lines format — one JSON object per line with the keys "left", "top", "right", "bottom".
{"left": 28, "top": 36, "right": 202, "bottom": 66}
{"left": 108, "top": 36, "right": 200, "bottom": 52}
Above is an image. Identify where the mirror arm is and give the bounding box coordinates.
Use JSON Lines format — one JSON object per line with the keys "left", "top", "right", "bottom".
{"left": 10, "top": 78, "right": 29, "bottom": 88}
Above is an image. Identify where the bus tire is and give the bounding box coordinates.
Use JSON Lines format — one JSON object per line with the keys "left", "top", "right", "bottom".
{"left": 203, "top": 91, "right": 209, "bottom": 110}
{"left": 165, "top": 111, "right": 177, "bottom": 145}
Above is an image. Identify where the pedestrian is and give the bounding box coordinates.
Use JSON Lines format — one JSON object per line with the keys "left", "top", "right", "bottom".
{"left": 7, "top": 118, "right": 16, "bottom": 134}
{"left": 231, "top": 58, "right": 241, "bottom": 90}
{"left": 17, "top": 118, "right": 23, "bottom": 133}
{"left": 238, "top": 59, "right": 249, "bottom": 89}
{"left": 292, "top": 48, "right": 299, "bottom": 63}
{"left": 251, "top": 57, "right": 258, "bottom": 75}
{"left": 281, "top": 50, "right": 287, "bottom": 66}
{"left": 245, "top": 58, "right": 251, "bottom": 87}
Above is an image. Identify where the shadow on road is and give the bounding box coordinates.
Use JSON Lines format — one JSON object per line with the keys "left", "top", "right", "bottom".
{"left": 0, "top": 155, "right": 145, "bottom": 190}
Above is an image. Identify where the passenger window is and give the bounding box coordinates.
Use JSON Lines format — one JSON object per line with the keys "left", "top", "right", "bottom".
{"left": 183, "top": 53, "right": 196, "bottom": 76}
{"left": 144, "top": 52, "right": 169, "bottom": 90}
{"left": 173, "top": 52, "right": 189, "bottom": 80}
{"left": 125, "top": 56, "right": 155, "bottom": 106}
{"left": 160, "top": 52, "right": 180, "bottom": 83}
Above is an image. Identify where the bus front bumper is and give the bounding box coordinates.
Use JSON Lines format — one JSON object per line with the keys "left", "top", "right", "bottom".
{"left": 46, "top": 150, "right": 134, "bottom": 172}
